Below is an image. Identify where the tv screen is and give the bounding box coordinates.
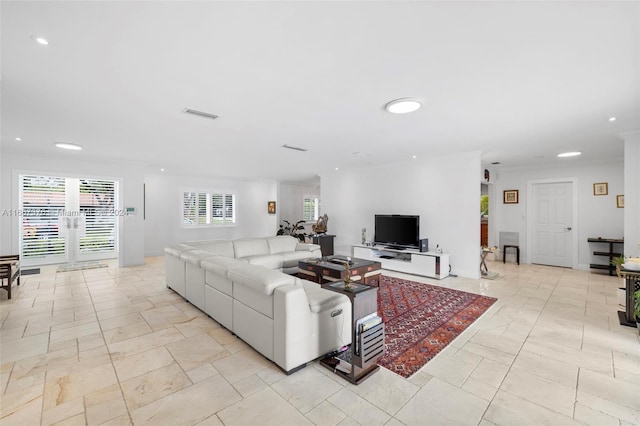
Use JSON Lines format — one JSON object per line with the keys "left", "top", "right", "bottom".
{"left": 374, "top": 215, "right": 420, "bottom": 249}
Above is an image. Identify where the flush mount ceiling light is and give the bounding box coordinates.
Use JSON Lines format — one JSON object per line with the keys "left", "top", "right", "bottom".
{"left": 385, "top": 98, "right": 423, "bottom": 114}
{"left": 15, "top": 137, "right": 22, "bottom": 142}
{"left": 55, "top": 142, "right": 82, "bottom": 150}
{"left": 32, "top": 36, "right": 49, "bottom": 45}
{"left": 557, "top": 151, "right": 581, "bottom": 158}
{"left": 609, "top": 117, "right": 616, "bottom": 122}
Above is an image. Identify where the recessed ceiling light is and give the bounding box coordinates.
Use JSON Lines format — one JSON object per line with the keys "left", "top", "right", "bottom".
{"left": 608, "top": 117, "right": 616, "bottom": 122}
{"left": 15, "top": 137, "right": 22, "bottom": 142}
{"left": 160, "top": 168, "right": 165, "bottom": 172}
{"left": 55, "top": 142, "right": 82, "bottom": 151}
{"left": 412, "top": 155, "right": 417, "bottom": 159}
{"left": 33, "top": 36, "right": 49, "bottom": 45}
{"left": 335, "top": 167, "right": 339, "bottom": 171}
{"left": 385, "top": 98, "right": 423, "bottom": 114}
{"left": 557, "top": 151, "right": 581, "bottom": 158}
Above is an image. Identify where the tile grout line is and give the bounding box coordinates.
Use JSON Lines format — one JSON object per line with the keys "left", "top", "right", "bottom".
{"left": 83, "top": 266, "right": 135, "bottom": 426}
{"left": 476, "top": 265, "right": 560, "bottom": 424}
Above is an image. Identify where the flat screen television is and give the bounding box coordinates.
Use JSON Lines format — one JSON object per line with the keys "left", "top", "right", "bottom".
{"left": 374, "top": 214, "right": 420, "bottom": 249}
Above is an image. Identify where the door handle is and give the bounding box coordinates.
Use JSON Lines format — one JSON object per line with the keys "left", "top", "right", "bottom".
{"left": 564, "top": 227, "right": 572, "bottom": 231}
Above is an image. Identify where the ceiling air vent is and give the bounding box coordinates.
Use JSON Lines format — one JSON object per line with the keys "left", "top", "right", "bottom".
{"left": 183, "top": 108, "right": 218, "bottom": 120}
{"left": 281, "top": 144, "right": 308, "bottom": 152}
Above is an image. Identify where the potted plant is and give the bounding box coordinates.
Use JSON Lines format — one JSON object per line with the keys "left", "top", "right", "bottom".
{"left": 611, "top": 255, "right": 626, "bottom": 309}
{"left": 276, "top": 219, "right": 307, "bottom": 242}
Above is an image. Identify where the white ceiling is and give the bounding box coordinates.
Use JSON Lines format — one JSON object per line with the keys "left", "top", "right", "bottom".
{"left": 2, "top": 1, "right": 639, "bottom": 182}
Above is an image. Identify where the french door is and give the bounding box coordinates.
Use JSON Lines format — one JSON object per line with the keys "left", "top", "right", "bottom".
{"left": 19, "top": 174, "right": 119, "bottom": 266}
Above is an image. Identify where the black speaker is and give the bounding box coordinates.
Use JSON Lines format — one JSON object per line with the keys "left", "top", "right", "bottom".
{"left": 419, "top": 239, "right": 429, "bottom": 252}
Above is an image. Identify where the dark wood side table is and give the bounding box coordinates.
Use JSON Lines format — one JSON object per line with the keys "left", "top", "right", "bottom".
{"left": 319, "top": 281, "right": 384, "bottom": 384}
{"left": 618, "top": 268, "right": 640, "bottom": 327}
{"left": 311, "top": 234, "right": 335, "bottom": 256}
{"left": 587, "top": 238, "right": 624, "bottom": 276}
{"left": 298, "top": 257, "right": 382, "bottom": 286}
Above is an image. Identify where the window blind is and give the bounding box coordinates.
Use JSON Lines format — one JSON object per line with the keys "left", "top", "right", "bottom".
{"left": 19, "top": 175, "right": 66, "bottom": 258}
{"left": 303, "top": 197, "right": 320, "bottom": 221}
{"left": 79, "top": 179, "right": 117, "bottom": 253}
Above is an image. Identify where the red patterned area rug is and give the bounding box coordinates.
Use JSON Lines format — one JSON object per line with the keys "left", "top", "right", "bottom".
{"left": 378, "top": 275, "right": 497, "bottom": 378}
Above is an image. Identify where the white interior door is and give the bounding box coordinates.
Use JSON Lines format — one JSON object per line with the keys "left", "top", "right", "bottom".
{"left": 531, "top": 181, "right": 573, "bottom": 267}
{"left": 20, "top": 174, "right": 118, "bottom": 266}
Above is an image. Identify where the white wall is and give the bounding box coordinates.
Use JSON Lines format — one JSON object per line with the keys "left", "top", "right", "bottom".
{"left": 623, "top": 131, "right": 640, "bottom": 257}
{"left": 494, "top": 160, "right": 624, "bottom": 269}
{"left": 1, "top": 152, "right": 145, "bottom": 266}
{"left": 277, "top": 181, "right": 321, "bottom": 237}
{"left": 321, "top": 151, "right": 482, "bottom": 279}
{"left": 143, "top": 173, "right": 278, "bottom": 256}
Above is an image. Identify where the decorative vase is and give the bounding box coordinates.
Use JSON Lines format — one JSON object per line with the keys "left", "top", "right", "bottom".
{"left": 361, "top": 228, "right": 366, "bottom": 245}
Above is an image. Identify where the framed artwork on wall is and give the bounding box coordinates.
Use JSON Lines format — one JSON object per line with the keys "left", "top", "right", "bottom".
{"left": 593, "top": 182, "right": 608, "bottom": 196}
{"left": 267, "top": 201, "right": 276, "bottom": 214}
{"left": 616, "top": 195, "right": 624, "bottom": 208}
{"left": 503, "top": 190, "right": 519, "bottom": 204}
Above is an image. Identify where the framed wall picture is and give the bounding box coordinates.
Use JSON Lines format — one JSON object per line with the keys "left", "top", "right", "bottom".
{"left": 593, "top": 182, "right": 608, "bottom": 196}
{"left": 616, "top": 195, "right": 624, "bottom": 208}
{"left": 267, "top": 201, "right": 276, "bottom": 214}
{"left": 503, "top": 190, "right": 519, "bottom": 204}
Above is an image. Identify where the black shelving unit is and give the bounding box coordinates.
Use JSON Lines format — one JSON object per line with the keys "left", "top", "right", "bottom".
{"left": 587, "top": 238, "right": 624, "bottom": 276}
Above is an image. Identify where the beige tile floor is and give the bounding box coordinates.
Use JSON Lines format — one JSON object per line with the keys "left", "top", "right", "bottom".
{"left": 1, "top": 257, "right": 639, "bottom": 425}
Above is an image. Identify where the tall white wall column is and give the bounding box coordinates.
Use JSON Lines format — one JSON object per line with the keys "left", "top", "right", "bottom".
{"left": 623, "top": 130, "right": 640, "bottom": 257}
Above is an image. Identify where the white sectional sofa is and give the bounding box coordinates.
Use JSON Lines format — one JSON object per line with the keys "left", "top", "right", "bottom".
{"left": 164, "top": 236, "right": 352, "bottom": 373}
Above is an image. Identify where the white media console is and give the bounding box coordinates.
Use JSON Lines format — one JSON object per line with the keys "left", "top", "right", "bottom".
{"left": 352, "top": 245, "right": 450, "bottom": 279}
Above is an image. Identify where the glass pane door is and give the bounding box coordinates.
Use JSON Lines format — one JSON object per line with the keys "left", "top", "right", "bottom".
{"left": 19, "top": 175, "right": 67, "bottom": 265}
{"left": 19, "top": 174, "right": 119, "bottom": 266}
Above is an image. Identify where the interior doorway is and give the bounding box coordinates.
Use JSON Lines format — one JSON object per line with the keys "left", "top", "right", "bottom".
{"left": 481, "top": 184, "right": 489, "bottom": 247}
{"left": 528, "top": 179, "right": 577, "bottom": 268}
{"left": 19, "top": 174, "right": 119, "bottom": 267}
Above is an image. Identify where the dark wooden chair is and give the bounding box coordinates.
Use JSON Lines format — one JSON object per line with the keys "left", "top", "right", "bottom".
{"left": 0, "top": 255, "right": 20, "bottom": 299}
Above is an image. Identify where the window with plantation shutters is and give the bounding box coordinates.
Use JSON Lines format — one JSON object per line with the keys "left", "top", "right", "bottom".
{"left": 79, "top": 179, "right": 117, "bottom": 253}
{"left": 183, "top": 191, "right": 235, "bottom": 226}
{"left": 303, "top": 197, "right": 320, "bottom": 221}
{"left": 19, "top": 175, "right": 67, "bottom": 259}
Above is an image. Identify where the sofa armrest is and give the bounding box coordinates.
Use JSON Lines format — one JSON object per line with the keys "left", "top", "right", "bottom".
{"left": 273, "top": 285, "right": 315, "bottom": 372}
{"left": 295, "top": 243, "right": 321, "bottom": 252}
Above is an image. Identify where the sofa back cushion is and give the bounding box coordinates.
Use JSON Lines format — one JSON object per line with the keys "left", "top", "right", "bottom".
{"left": 233, "top": 238, "right": 270, "bottom": 259}
{"left": 192, "top": 241, "right": 235, "bottom": 258}
{"left": 229, "top": 264, "right": 296, "bottom": 318}
{"left": 180, "top": 249, "right": 220, "bottom": 266}
{"left": 266, "top": 236, "right": 299, "bottom": 254}
{"left": 201, "top": 256, "right": 247, "bottom": 276}
{"left": 164, "top": 244, "right": 196, "bottom": 257}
